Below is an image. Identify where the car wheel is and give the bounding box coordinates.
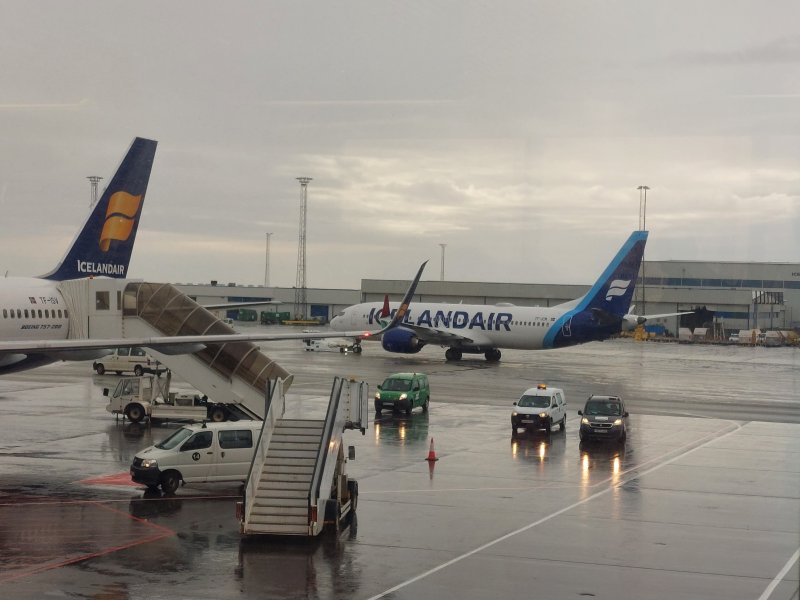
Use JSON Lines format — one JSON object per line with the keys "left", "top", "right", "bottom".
{"left": 95, "top": 363, "right": 105, "bottom": 375}
{"left": 545, "top": 419, "right": 552, "bottom": 433}
{"left": 160, "top": 470, "right": 181, "bottom": 495}
{"left": 133, "top": 365, "right": 144, "bottom": 376}
{"left": 125, "top": 403, "right": 146, "bottom": 423}
{"left": 559, "top": 415, "right": 566, "bottom": 431}
{"left": 422, "top": 397, "right": 429, "bottom": 412}
{"left": 405, "top": 404, "right": 412, "bottom": 416}
{"left": 374, "top": 402, "right": 382, "bottom": 415}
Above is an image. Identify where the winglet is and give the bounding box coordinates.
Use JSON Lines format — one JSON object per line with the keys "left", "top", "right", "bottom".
{"left": 369, "top": 260, "right": 427, "bottom": 336}
{"left": 380, "top": 294, "right": 391, "bottom": 318}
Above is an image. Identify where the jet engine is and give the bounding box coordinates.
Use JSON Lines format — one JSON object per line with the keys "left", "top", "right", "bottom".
{"left": 381, "top": 328, "right": 425, "bottom": 354}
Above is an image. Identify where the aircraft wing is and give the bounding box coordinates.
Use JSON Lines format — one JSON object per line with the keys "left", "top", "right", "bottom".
{"left": 0, "top": 328, "right": 384, "bottom": 357}
{"left": 0, "top": 261, "right": 428, "bottom": 360}
{"left": 202, "top": 300, "right": 281, "bottom": 311}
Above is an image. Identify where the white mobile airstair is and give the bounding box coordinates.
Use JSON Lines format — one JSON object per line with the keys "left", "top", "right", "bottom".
{"left": 61, "top": 279, "right": 293, "bottom": 419}
{"left": 241, "top": 376, "right": 368, "bottom": 536}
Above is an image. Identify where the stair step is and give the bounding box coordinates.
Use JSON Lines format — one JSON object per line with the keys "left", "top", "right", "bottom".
{"left": 277, "top": 419, "right": 324, "bottom": 428}
{"left": 250, "top": 505, "right": 307, "bottom": 517}
{"left": 243, "top": 523, "right": 310, "bottom": 535}
{"left": 260, "top": 464, "right": 314, "bottom": 475}
{"left": 248, "top": 513, "right": 308, "bottom": 525}
{"left": 268, "top": 450, "right": 318, "bottom": 459}
{"left": 255, "top": 488, "right": 308, "bottom": 499}
{"left": 265, "top": 457, "right": 316, "bottom": 466}
{"left": 272, "top": 430, "right": 324, "bottom": 440}
{"left": 257, "top": 480, "right": 309, "bottom": 491}
{"left": 260, "top": 472, "right": 313, "bottom": 484}
{"left": 251, "top": 496, "right": 306, "bottom": 508}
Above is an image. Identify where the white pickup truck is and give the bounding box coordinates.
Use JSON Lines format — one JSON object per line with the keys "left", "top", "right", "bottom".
{"left": 103, "top": 373, "right": 231, "bottom": 423}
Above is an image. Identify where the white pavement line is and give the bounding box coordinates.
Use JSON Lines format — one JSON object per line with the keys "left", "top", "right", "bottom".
{"left": 366, "top": 421, "right": 741, "bottom": 600}
{"left": 757, "top": 548, "right": 799, "bottom": 600}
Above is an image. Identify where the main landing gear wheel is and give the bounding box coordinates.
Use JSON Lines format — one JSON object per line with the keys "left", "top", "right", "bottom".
{"left": 485, "top": 349, "right": 502, "bottom": 362}
{"left": 353, "top": 344, "right": 362, "bottom": 354}
{"left": 445, "top": 348, "right": 462, "bottom": 361}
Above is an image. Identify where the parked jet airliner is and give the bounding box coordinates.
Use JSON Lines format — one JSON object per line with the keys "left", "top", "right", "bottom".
{"left": 0, "top": 137, "right": 422, "bottom": 376}
{"left": 0, "top": 137, "right": 158, "bottom": 374}
{"left": 330, "top": 231, "right": 648, "bottom": 362}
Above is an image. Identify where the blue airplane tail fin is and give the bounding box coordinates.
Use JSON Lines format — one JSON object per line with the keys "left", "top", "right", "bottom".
{"left": 41, "top": 137, "right": 158, "bottom": 281}
{"left": 580, "top": 231, "right": 648, "bottom": 316}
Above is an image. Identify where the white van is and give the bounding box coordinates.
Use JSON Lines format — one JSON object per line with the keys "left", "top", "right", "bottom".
{"left": 93, "top": 347, "right": 162, "bottom": 376}
{"left": 511, "top": 383, "right": 567, "bottom": 435}
{"left": 130, "top": 421, "right": 262, "bottom": 494}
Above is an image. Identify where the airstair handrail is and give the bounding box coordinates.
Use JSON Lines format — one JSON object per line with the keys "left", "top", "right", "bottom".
{"left": 243, "top": 377, "right": 285, "bottom": 527}
{"left": 308, "top": 376, "right": 346, "bottom": 530}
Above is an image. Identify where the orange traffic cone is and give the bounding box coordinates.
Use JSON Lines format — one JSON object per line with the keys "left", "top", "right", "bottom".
{"left": 425, "top": 437, "right": 439, "bottom": 462}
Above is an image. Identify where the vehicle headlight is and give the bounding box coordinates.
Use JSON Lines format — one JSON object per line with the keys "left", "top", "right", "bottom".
{"left": 539, "top": 412, "right": 548, "bottom": 418}
{"left": 613, "top": 418, "right": 623, "bottom": 426}
{"left": 375, "top": 392, "right": 381, "bottom": 400}
{"left": 141, "top": 458, "right": 158, "bottom": 469}
{"left": 400, "top": 393, "right": 407, "bottom": 400}
{"left": 581, "top": 417, "right": 589, "bottom": 425}
{"left": 512, "top": 411, "right": 518, "bottom": 417}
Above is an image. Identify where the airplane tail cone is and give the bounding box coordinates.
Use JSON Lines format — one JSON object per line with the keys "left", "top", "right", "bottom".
{"left": 425, "top": 437, "right": 439, "bottom": 462}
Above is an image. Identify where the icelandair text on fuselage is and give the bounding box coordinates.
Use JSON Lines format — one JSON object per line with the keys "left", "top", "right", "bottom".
{"left": 370, "top": 307, "right": 530, "bottom": 330}
{"left": 77, "top": 261, "right": 126, "bottom": 276}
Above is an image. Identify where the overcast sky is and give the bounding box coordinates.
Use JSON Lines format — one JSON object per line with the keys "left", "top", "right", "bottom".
{"left": 1, "top": 1, "right": 797, "bottom": 290}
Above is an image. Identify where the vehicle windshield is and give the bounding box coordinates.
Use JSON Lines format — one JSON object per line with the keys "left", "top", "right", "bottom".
{"left": 155, "top": 427, "right": 194, "bottom": 450}
{"left": 382, "top": 378, "right": 411, "bottom": 392}
{"left": 517, "top": 395, "right": 550, "bottom": 408}
{"left": 585, "top": 400, "right": 622, "bottom": 416}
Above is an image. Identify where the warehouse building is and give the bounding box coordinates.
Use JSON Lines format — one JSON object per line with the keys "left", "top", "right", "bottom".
{"left": 176, "top": 260, "right": 799, "bottom": 337}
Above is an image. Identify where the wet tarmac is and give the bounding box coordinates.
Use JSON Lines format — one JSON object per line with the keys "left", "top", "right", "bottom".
{"left": 1, "top": 335, "right": 798, "bottom": 599}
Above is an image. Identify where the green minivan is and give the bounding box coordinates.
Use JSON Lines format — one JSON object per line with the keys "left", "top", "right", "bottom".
{"left": 374, "top": 372, "right": 430, "bottom": 415}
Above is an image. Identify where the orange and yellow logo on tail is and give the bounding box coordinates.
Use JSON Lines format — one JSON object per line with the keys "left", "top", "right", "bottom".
{"left": 99, "top": 191, "right": 142, "bottom": 252}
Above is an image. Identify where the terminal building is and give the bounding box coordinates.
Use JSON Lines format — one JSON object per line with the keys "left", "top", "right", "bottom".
{"left": 177, "top": 260, "right": 800, "bottom": 337}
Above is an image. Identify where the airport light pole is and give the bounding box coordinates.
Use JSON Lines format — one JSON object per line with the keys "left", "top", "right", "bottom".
{"left": 87, "top": 176, "right": 103, "bottom": 208}
{"left": 439, "top": 243, "right": 447, "bottom": 281}
{"left": 637, "top": 185, "right": 650, "bottom": 315}
{"left": 264, "top": 232, "right": 273, "bottom": 287}
{"left": 294, "top": 177, "right": 312, "bottom": 319}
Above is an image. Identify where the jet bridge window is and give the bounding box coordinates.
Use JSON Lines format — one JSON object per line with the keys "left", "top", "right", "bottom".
{"left": 96, "top": 291, "right": 110, "bottom": 311}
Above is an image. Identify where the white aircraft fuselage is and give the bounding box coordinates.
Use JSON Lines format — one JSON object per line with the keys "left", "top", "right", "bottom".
{"left": 331, "top": 230, "right": 648, "bottom": 362}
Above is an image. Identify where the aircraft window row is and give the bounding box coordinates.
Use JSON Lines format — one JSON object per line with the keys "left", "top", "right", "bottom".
{"left": 2, "top": 308, "right": 68, "bottom": 319}
{"left": 512, "top": 321, "right": 548, "bottom": 327}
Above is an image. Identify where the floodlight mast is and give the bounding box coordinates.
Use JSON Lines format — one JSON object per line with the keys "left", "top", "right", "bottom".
{"left": 294, "top": 177, "right": 312, "bottom": 319}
